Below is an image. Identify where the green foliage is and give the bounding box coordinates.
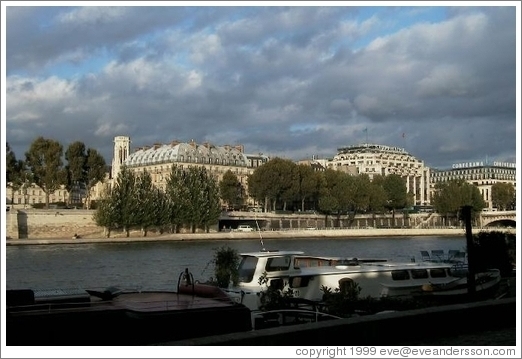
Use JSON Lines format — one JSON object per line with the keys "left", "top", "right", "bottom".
{"left": 247, "top": 157, "right": 297, "bottom": 211}
{"left": 6, "top": 143, "right": 31, "bottom": 205}
{"left": 257, "top": 271, "right": 295, "bottom": 311}
{"left": 491, "top": 183, "right": 516, "bottom": 210}
{"left": 213, "top": 246, "right": 240, "bottom": 287}
{"left": 320, "top": 282, "right": 362, "bottom": 317}
{"left": 383, "top": 174, "right": 408, "bottom": 212}
{"left": 110, "top": 166, "right": 138, "bottom": 236}
{"left": 320, "top": 283, "right": 437, "bottom": 317}
{"left": 25, "top": 137, "right": 66, "bottom": 208}
{"left": 134, "top": 170, "right": 156, "bottom": 236}
{"left": 92, "top": 185, "right": 118, "bottom": 237}
{"left": 219, "top": 170, "right": 244, "bottom": 210}
{"left": 433, "top": 180, "right": 485, "bottom": 218}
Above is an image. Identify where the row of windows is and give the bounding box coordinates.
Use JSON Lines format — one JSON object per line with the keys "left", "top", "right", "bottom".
{"left": 13, "top": 189, "right": 66, "bottom": 196}
{"left": 391, "top": 268, "right": 448, "bottom": 281}
{"left": 433, "top": 174, "right": 516, "bottom": 182}
{"left": 10, "top": 197, "right": 66, "bottom": 204}
{"left": 128, "top": 155, "right": 247, "bottom": 167}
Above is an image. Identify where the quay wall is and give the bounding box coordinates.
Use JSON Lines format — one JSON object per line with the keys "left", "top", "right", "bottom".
{"left": 5, "top": 209, "right": 515, "bottom": 243}
{"left": 166, "top": 297, "right": 516, "bottom": 346}
{"left": 6, "top": 209, "right": 101, "bottom": 240}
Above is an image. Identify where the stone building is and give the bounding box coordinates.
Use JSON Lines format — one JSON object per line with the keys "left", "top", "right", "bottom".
{"left": 110, "top": 136, "right": 269, "bottom": 208}
{"left": 326, "top": 143, "right": 430, "bottom": 205}
{"left": 430, "top": 161, "right": 517, "bottom": 210}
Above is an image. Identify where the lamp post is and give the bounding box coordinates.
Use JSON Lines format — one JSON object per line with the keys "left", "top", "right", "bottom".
{"left": 462, "top": 205, "right": 476, "bottom": 296}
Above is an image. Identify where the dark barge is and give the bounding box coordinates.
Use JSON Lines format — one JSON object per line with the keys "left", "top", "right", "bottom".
{"left": 6, "top": 284, "right": 252, "bottom": 346}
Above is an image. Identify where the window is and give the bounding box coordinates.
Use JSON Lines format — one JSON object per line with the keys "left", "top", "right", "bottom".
{"left": 237, "top": 256, "right": 258, "bottom": 283}
{"left": 266, "top": 256, "right": 291, "bottom": 272}
{"left": 290, "top": 276, "right": 311, "bottom": 288}
{"left": 411, "top": 269, "right": 429, "bottom": 279}
{"left": 339, "top": 278, "right": 358, "bottom": 293}
{"left": 391, "top": 270, "right": 410, "bottom": 280}
{"left": 430, "top": 268, "right": 447, "bottom": 278}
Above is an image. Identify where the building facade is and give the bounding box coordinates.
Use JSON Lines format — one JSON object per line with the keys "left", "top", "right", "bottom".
{"left": 430, "top": 161, "right": 517, "bottom": 210}
{"left": 110, "top": 136, "right": 269, "bottom": 208}
{"left": 326, "top": 143, "right": 430, "bottom": 205}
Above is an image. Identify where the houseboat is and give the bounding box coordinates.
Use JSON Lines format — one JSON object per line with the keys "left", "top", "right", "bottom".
{"left": 220, "top": 250, "right": 501, "bottom": 315}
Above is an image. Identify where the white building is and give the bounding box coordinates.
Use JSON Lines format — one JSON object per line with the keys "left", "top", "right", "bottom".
{"left": 430, "top": 161, "right": 516, "bottom": 210}
{"left": 326, "top": 143, "right": 430, "bottom": 205}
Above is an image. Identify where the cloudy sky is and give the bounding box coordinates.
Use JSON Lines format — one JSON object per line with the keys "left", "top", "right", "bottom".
{"left": 3, "top": 3, "right": 519, "bottom": 170}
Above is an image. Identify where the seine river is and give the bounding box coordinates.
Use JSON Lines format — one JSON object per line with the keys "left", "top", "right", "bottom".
{"left": 5, "top": 236, "right": 467, "bottom": 292}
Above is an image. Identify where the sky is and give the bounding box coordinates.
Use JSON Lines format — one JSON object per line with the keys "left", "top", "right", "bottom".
{"left": 2, "top": 2, "right": 520, "bottom": 170}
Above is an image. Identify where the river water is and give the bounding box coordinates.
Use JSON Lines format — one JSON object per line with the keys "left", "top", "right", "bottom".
{"left": 5, "top": 236, "right": 467, "bottom": 292}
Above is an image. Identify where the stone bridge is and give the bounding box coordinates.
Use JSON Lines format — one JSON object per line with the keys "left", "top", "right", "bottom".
{"left": 480, "top": 210, "right": 516, "bottom": 228}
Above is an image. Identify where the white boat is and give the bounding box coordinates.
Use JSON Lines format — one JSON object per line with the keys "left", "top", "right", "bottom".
{"left": 221, "top": 250, "right": 501, "bottom": 315}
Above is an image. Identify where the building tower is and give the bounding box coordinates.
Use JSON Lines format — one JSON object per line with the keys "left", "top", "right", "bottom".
{"left": 112, "top": 136, "right": 131, "bottom": 180}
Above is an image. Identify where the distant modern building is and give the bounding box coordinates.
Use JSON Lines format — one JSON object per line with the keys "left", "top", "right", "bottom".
{"left": 430, "top": 161, "right": 517, "bottom": 210}
{"left": 326, "top": 143, "right": 430, "bottom": 205}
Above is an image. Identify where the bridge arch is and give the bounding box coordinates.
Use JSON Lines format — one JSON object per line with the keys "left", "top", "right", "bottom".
{"left": 480, "top": 211, "right": 516, "bottom": 228}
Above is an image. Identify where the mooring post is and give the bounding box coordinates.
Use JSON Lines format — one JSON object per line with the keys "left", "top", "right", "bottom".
{"left": 462, "top": 205, "right": 476, "bottom": 296}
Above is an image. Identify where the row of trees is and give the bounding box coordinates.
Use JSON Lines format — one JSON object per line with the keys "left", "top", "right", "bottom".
{"left": 6, "top": 137, "right": 107, "bottom": 208}
{"left": 94, "top": 165, "right": 222, "bottom": 237}
{"left": 6, "top": 137, "right": 515, "bottom": 224}
{"left": 246, "top": 157, "right": 516, "bottom": 224}
{"left": 247, "top": 158, "right": 412, "bottom": 224}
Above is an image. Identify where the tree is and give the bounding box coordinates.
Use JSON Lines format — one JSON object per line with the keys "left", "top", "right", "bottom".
{"left": 134, "top": 170, "right": 156, "bottom": 236}
{"left": 25, "top": 137, "right": 66, "bottom": 208}
{"left": 318, "top": 169, "right": 345, "bottom": 225}
{"left": 491, "top": 183, "right": 516, "bottom": 211}
{"left": 85, "top": 148, "right": 107, "bottom": 209}
{"left": 292, "top": 164, "right": 321, "bottom": 212}
{"left": 165, "top": 165, "right": 190, "bottom": 233}
{"left": 6, "top": 143, "right": 27, "bottom": 205}
{"left": 368, "top": 175, "right": 387, "bottom": 213}
{"left": 219, "top": 170, "right": 243, "bottom": 210}
{"left": 111, "top": 165, "right": 138, "bottom": 237}
{"left": 346, "top": 174, "right": 372, "bottom": 225}
{"left": 65, "top": 141, "right": 88, "bottom": 205}
{"left": 383, "top": 174, "right": 408, "bottom": 226}
{"left": 184, "top": 167, "right": 221, "bottom": 233}
{"left": 92, "top": 184, "right": 117, "bottom": 238}
{"left": 247, "top": 158, "right": 295, "bottom": 212}
{"left": 432, "top": 180, "right": 485, "bottom": 225}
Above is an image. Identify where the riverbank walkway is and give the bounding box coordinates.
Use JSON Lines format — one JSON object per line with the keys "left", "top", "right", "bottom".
{"left": 6, "top": 227, "right": 513, "bottom": 246}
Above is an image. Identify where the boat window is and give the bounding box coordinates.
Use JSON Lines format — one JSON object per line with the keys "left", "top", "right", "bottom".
{"left": 290, "top": 276, "right": 311, "bottom": 288}
{"left": 266, "top": 256, "right": 291, "bottom": 272}
{"left": 430, "top": 268, "right": 447, "bottom": 278}
{"left": 411, "top": 269, "right": 429, "bottom": 279}
{"left": 237, "top": 256, "right": 258, "bottom": 283}
{"left": 295, "top": 257, "right": 331, "bottom": 268}
{"left": 339, "top": 278, "right": 358, "bottom": 293}
{"left": 391, "top": 270, "right": 410, "bottom": 281}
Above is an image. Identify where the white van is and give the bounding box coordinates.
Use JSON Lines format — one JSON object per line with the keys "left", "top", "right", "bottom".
{"left": 237, "top": 225, "right": 254, "bottom": 232}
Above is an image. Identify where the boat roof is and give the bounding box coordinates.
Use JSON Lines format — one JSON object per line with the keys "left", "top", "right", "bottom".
{"left": 240, "top": 250, "right": 305, "bottom": 257}
{"left": 297, "top": 261, "right": 454, "bottom": 275}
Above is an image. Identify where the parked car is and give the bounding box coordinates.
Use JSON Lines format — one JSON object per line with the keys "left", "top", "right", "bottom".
{"left": 237, "top": 225, "right": 254, "bottom": 232}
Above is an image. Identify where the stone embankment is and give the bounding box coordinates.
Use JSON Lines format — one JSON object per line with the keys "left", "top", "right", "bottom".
{"left": 5, "top": 209, "right": 514, "bottom": 246}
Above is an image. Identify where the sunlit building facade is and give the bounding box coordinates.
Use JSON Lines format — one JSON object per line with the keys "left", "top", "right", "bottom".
{"left": 326, "top": 143, "right": 430, "bottom": 205}
{"left": 430, "top": 161, "right": 517, "bottom": 210}
{"left": 111, "top": 136, "right": 269, "bottom": 208}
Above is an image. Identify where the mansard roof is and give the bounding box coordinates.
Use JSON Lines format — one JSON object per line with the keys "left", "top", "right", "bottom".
{"left": 124, "top": 141, "right": 249, "bottom": 167}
